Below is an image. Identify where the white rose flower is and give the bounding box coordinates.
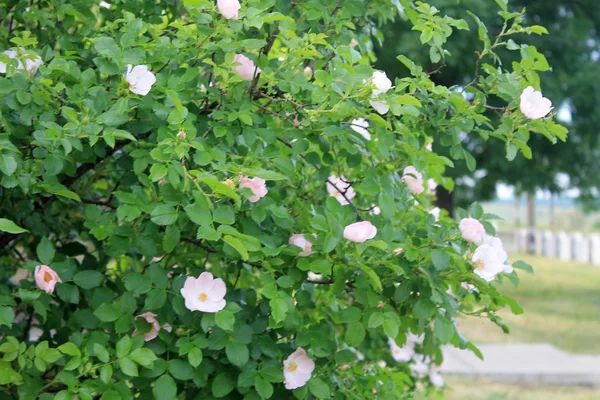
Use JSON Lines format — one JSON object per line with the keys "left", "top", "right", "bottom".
{"left": 125, "top": 64, "right": 156, "bottom": 96}
{"left": 369, "top": 71, "right": 393, "bottom": 115}
{"left": 519, "top": 86, "right": 553, "bottom": 119}
{"left": 350, "top": 118, "right": 371, "bottom": 140}
{"left": 0, "top": 49, "right": 43, "bottom": 75}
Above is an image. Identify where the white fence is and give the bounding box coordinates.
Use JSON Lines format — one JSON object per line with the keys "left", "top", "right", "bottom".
{"left": 512, "top": 229, "right": 600, "bottom": 266}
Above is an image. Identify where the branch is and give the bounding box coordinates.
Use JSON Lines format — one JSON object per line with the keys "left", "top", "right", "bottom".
{"left": 330, "top": 0, "right": 343, "bottom": 17}
{"left": 180, "top": 237, "right": 216, "bottom": 253}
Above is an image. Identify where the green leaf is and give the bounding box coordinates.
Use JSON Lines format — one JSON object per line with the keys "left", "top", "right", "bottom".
{"left": 212, "top": 372, "right": 234, "bottom": 398}
{"left": 36, "top": 237, "right": 55, "bottom": 265}
{"left": 339, "top": 307, "right": 361, "bottom": 323}
{"left": 93, "top": 343, "right": 110, "bottom": 363}
{"left": 151, "top": 204, "right": 178, "bottom": 225}
{"left": 213, "top": 205, "right": 235, "bottom": 225}
{"left": 215, "top": 309, "right": 235, "bottom": 331}
{"left": 431, "top": 249, "right": 450, "bottom": 270}
{"left": 513, "top": 260, "right": 534, "bottom": 274}
{"left": 0, "top": 154, "right": 18, "bottom": 176}
{"left": 434, "top": 317, "right": 454, "bottom": 343}
{"left": 118, "top": 357, "right": 138, "bottom": 377}
{"left": 153, "top": 374, "right": 177, "bottom": 399}
{"left": 188, "top": 347, "right": 203, "bottom": 368}
{"left": 223, "top": 235, "right": 249, "bottom": 260}
{"left": 58, "top": 343, "right": 80, "bottom": 356}
{"left": 308, "top": 378, "right": 330, "bottom": 398}
{"left": 94, "top": 303, "right": 120, "bottom": 322}
{"left": 94, "top": 37, "right": 121, "bottom": 59}
{"left": 0, "top": 306, "right": 15, "bottom": 328}
{"left": 269, "top": 298, "right": 288, "bottom": 323}
{"left": 73, "top": 270, "right": 105, "bottom": 289}
{"left": 164, "top": 225, "right": 181, "bottom": 253}
{"left": 345, "top": 322, "right": 365, "bottom": 347}
{"left": 130, "top": 348, "right": 157, "bottom": 367}
{"left": 0, "top": 218, "right": 27, "bottom": 234}
{"left": 116, "top": 336, "right": 132, "bottom": 359}
{"left": 226, "top": 341, "right": 249, "bottom": 367}
{"left": 255, "top": 376, "right": 274, "bottom": 399}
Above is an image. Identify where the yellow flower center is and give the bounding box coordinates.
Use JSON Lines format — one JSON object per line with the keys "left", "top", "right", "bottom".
{"left": 43, "top": 271, "right": 53, "bottom": 283}
{"left": 289, "top": 362, "right": 298, "bottom": 372}
{"left": 199, "top": 292, "right": 208, "bottom": 302}
{"left": 474, "top": 260, "right": 485, "bottom": 270}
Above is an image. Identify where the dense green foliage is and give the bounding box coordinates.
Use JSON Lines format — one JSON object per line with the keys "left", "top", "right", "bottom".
{"left": 377, "top": 0, "right": 592, "bottom": 208}
{"left": 0, "top": 0, "right": 564, "bottom": 399}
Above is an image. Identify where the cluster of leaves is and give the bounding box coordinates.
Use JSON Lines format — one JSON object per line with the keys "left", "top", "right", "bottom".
{"left": 0, "top": 0, "right": 561, "bottom": 399}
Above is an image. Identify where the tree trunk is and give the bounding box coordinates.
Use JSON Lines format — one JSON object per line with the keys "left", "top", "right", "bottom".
{"left": 526, "top": 193, "right": 536, "bottom": 254}
{"left": 435, "top": 186, "right": 454, "bottom": 218}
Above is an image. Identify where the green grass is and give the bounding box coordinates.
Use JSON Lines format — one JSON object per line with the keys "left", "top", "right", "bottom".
{"left": 445, "top": 377, "right": 600, "bottom": 400}
{"left": 457, "top": 254, "right": 600, "bottom": 354}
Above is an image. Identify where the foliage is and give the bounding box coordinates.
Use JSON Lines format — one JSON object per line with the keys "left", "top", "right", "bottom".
{"left": 378, "top": 0, "right": 593, "bottom": 208}
{"left": 0, "top": 0, "right": 563, "bottom": 399}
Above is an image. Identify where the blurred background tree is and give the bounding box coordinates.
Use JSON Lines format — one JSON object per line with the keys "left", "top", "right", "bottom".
{"left": 375, "top": 0, "right": 600, "bottom": 222}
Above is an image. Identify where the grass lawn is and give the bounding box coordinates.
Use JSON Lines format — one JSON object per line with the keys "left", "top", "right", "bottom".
{"left": 444, "top": 377, "right": 600, "bottom": 400}
{"left": 456, "top": 253, "right": 600, "bottom": 354}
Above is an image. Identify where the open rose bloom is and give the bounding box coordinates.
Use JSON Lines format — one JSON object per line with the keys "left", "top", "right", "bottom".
{"left": 350, "top": 118, "right": 371, "bottom": 140}
{"left": 459, "top": 218, "right": 486, "bottom": 244}
{"left": 133, "top": 312, "right": 172, "bottom": 341}
{"left": 326, "top": 175, "right": 355, "bottom": 205}
{"left": 369, "top": 71, "right": 393, "bottom": 114}
{"left": 472, "top": 235, "right": 510, "bottom": 281}
{"left": 519, "top": 86, "right": 553, "bottom": 120}
{"left": 0, "top": 50, "right": 43, "bottom": 75}
{"left": 402, "top": 166, "right": 424, "bottom": 195}
{"left": 125, "top": 64, "right": 156, "bottom": 96}
{"left": 239, "top": 176, "right": 268, "bottom": 202}
{"left": 283, "top": 348, "right": 315, "bottom": 390}
{"left": 180, "top": 272, "right": 227, "bottom": 313}
{"left": 34, "top": 265, "right": 61, "bottom": 294}
{"left": 288, "top": 234, "right": 314, "bottom": 257}
{"left": 343, "top": 221, "right": 377, "bottom": 243}
{"left": 232, "top": 54, "right": 260, "bottom": 81}
{"left": 217, "top": 0, "right": 240, "bottom": 20}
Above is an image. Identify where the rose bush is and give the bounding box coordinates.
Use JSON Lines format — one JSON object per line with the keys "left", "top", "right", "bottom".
{"left": 0, "top": 0, "right": 566, "bottom": 399}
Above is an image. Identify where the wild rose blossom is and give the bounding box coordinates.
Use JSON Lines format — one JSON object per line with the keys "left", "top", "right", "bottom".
{"left": 388, "top": 336, "right": 415, "bottom": 363}
{"left": 133, "top": 312, "right": 172, "bottom": 341}
{"left": 34, "top": 265, "right": 61, "bottom": 294}
{"left": 326, "top": 175, "right": 355, "bottom": 205}
{"left": 459, "top": 218, "right": 486, "bottom": 244}
{"left": 519, "top": 86, "right": 553, "bottom": 120}
{"left": 232, "top": 54, "right": 260, "bottom": 81}
{"left": 0, "top": 50, "right": 43, "bottom": 75}
{"left": 283, "top": 348, "right": 315, "bottom": 390}
{"left": 402, "top": 166, "right": 424, "bottom": 195}
{"left": 125, "top": 64, "right": 156, "bottom": 96}
{"left": 180, "top": 272, "right": 227, "bottom": 313}
{"left": 288, "top": 234, "right": 314, "bottom": 257}
{"left": 239, "top": 176, "right": 268, "bottom": 202}
{"left": 343, "top": 221, "right": 377, "bottom": 243}
{"left": 217, "top": 0, "right": 240, "bottom": 20}
{"left": 350, "top": 118, "right": 371, "bottom": 140}
{"left": 369, "top": 71, "right": 393, "bottom": 114}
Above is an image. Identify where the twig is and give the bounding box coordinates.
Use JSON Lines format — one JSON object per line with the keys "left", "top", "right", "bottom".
{"left": 181, "top": 237, "right": 216, "bottom": 253}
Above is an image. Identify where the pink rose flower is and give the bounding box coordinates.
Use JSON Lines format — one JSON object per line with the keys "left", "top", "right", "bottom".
{"left": 343, "top": 221, "right": 377, "bottom": 243}
{"left": 133, "top": 312, "right": 172, "bottom": 341}
{"left": 289, "top": 234, "right": 314, "bottom": 257}
{"left": 459, "top": 218, "right": 485, "bottom": 244}
{"left": 34, "top": 265, "right": 61, "bottom": 294}
{"left": 402, "top": 166, "right": 424, "bottom": 195}
{"left": 217, "top": 0, "right": 241, "bottom": 20}
{"left": 232, "top": 54, "right": 261, "bottom": 81}
{"left": 180, "top": 272, "right": 227, "bottom": 313}
{"left": 283, "top": 348, "right": 315, "bottom": 390}
{"left": 239, "top": 176, "right": 268, "bottom": 202}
